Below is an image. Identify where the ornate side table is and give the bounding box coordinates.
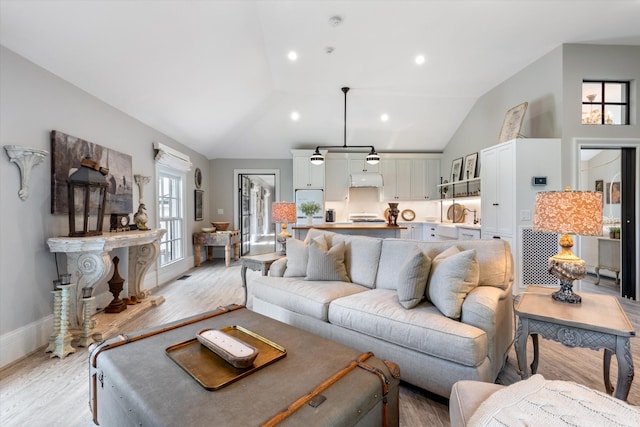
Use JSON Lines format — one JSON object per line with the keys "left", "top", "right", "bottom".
{"left": 515, "top": 286, "right": 635, "bottom": 400}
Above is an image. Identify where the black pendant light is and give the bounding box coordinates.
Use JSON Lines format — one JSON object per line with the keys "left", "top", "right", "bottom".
{"left": 309, "top": 87, "right": 379, "bottom": 165}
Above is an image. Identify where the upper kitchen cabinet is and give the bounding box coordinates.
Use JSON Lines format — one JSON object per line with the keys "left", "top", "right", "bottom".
{"left": 350, "top": 158, "right": 380, "bottom": 174}
{"left": 325, "top": 153, "right": 349, "bottom": 201}
{"left": 380, "top": 154, "right": 441, "bottom": 201}
{"left": 292, "top": 149, "right": 325, "bottom": 189}
{"left": 411, "top": 158, "right": 440, "bottom": 200}
{"left": 380, "top": 158, "right": 412, "bottom": 201}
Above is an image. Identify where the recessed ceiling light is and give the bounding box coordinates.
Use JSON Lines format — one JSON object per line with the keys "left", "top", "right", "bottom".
{"left": 414, "top": 54, "right": 426, "bottom": 65}
{"left": 288, "top": 51, "right": 298, "bottom": 61}
{"left": 380, "top": 113, "right": 389, "bottom": 122}
{"left": 290, "top": 111, "right": 300, "bottom": 121}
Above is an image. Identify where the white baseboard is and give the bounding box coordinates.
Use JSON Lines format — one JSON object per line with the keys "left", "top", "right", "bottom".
{"left": 0, "top": 315, "right": 53, "bottom": 370}
{"left": 0, "top": 258, "right": 194, "bottom": 369}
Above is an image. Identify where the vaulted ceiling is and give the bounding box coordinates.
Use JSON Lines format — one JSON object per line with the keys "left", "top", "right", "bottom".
{"left": 1, "top": 1, "right": 639, "bottom": 159}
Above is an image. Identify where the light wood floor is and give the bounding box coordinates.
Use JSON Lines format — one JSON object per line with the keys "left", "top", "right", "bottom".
{"left": 0, "top": 262, "right": 637, "bottom": 427}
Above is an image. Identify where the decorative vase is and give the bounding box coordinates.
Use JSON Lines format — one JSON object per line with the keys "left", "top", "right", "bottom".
{"left": 134, "top": 203, "right": 149, "bottom": 230}
{"left": 307, "top": 215, "right": 314, "bottom": 225}
{"left": 387, "top": 203, "right": 399, "bottom": 226}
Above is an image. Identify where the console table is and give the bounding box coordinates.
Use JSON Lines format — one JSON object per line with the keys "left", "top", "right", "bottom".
{"left": 515, "top": 286, "right": 635, "bottom": 401}
{"left": 47, "top": 229, "right": 165, "bottom": 330}
{"left": 193, "top": 231, "right": 240, "bottom": 267}
{"left": 595, "top": 237, "right": 621, "bottom": 285}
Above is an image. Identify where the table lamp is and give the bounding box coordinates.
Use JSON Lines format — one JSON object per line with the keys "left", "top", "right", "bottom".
{"left": 533, "top": 187, "right": 603, "bottom": 303}
{"left": 272, "top": 201, "right": 297, "bottom": 254}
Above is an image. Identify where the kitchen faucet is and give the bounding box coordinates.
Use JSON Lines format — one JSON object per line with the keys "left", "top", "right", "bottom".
{"left": 463, "top": 208, "right": 479, "bottom": 224}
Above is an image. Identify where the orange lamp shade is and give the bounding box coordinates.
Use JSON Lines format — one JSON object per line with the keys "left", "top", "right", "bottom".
{"left": 272, "top": 202, "right": 297, "bottom": 224}
{"left": 533, "top": 190, "right": 603, "bottom": 236}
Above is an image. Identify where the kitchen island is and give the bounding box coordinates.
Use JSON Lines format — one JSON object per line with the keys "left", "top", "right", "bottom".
{"left": 292, "top": 223, "right": 406, "bottom": 240}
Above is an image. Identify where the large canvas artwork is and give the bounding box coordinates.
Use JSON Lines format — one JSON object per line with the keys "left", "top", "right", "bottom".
{"left": 50, "top": 130, "right": 133, "bottom": 214}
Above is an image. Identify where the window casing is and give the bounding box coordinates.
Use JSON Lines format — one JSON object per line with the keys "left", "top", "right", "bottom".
{"left": 582, "top": 80, "right": 630, "bottom": 125}
{"left": 157, "top": 170, "right": 184, "bottom": 266}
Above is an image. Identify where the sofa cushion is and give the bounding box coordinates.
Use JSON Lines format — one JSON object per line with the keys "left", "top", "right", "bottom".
{"left": 376, "top": 240, "right": 424, "bottom": 290}
{"left": 328, "top": 289, "right": 487, "bottom": 367}
{"left": 252, "top": 276, "right": 367, "bottom": 321}
{"left": 283, "top": 236, "right": 327, "bottom": 277}
{"left": 428, "top": 249, "right": 480, "bottom": 319}
{"left": 306, "top": 240, "right": 350, "bottom": 282}
{"left": 396, "top": 248, "right": 431, "bottom": 309}
{"left": 327, "top": 233, "right": 382, "bottom": 288}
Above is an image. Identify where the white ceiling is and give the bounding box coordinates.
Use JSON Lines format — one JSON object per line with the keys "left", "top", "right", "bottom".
{"left": 1, "top": 1, "right": 639, "bottom": 160}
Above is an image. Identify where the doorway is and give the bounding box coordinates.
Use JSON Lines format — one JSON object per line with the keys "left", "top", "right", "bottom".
{"left": 234, "top": 170, "right": 279, "bottom": 256}
{"left": 579, "top": 145, "right": 638, "bottom": 300}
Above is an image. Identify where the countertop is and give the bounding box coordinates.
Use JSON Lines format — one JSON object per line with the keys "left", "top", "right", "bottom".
{"left": 292, "top": 223, "right": 407, "bottom": 230}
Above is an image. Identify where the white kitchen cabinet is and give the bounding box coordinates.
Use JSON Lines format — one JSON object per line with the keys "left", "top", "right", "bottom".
{"left": 398, "top": 222, "right": 423, "bottom": 240}
{"left": 381, "top": 159, "right": 412, "bottom": 201}
{"left": 424, "top": 223, "right": 439, "bottom": 241}
{"left": 292, "top": 150, "right": 325, "bottom": 189}
{"left": 411, "top": 159, "right": 440, "bottom": 200}
{"left": 350, "top": 158, "right": 380, "bottom": 174}
{"left": 480, "top": 138, "right": 561, "bottom": 289}
{"left": 325, "top": 156, "right": 349, "bottom": 200}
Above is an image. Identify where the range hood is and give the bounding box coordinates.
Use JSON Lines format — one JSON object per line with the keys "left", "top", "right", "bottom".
{"left": 350, "top": 173, "right": 384, "bottom": 188}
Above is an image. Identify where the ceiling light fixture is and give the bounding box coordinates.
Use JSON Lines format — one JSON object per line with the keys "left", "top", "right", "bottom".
{"left": 290, "top": 111, "right": 300, "bottom": 121}
{"left": 309, "top": 87, "right": 380, "bottom": 166}
{"left": 288, "top": 51, "right": 298, "bottom": 61}
{"left": 380, "top": 113, "right": 389, "bottom": 122}
{"left": 415, "top": 54, "right": 426, "bottom": 65}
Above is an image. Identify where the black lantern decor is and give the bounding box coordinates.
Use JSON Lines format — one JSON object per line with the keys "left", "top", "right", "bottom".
{"left": 67, "top": 158, "right": 109, "bottom": 237}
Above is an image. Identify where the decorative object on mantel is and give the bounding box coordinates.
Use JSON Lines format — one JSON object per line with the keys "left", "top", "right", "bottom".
{"left": 51, "top": 130, "right": 133, "bottom": 215}
{"left": 498, "top": 102, "right": 528, "bottom": 143}
{"left": 3, "top": 145, "right": 48, "bottom": 201}
{"left": 401, "top": 209, "right": 415, "bottom": 221}
{"left": 134, "top": 174, "right": 151, "bottom": 229}
{"left": 134, "top": 203, "right": 149, "bottom": 230}
{"left": 272, "top": 202, "right": 297, "bottom": 254}
{"left": 387, "top": 203, "right": 399, "bottom": 226}
{"left": 67, "top": 157, "right": 109, "bottom": 237}
{"left": 299, "top": 201, "right": 321, "bottom": 225}
{"left": 533, "top": 187, "right": 603, "bottom": 303}
{"left": 105, "top": 256, "right": 127, "bottom": 313}
{"left": 308, "top": 87, "right": 380, "bottom": 165}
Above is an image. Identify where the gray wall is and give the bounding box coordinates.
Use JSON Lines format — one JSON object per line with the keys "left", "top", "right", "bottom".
{"left": 442, "top": 46, "right": 563, "bottom": 179}
{"left": 0, "top": 46, "right": 210, "bottom": 366}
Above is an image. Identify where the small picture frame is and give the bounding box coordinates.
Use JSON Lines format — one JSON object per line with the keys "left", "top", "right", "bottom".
{"left": 195, "top": 190, "right": 204, "bottom": 221}
{"left": 463, "top": 153, "right": 478, "bottom": 180}
{"left": 450, "top": 157, "right": 463, "bottom": 182}
{"left": 595, "top": 179, "right": 603, "bottom": 193}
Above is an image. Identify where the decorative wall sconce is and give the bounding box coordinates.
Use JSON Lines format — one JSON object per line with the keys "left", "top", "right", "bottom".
{"left": 3, "top": 145, "right": 49, "bottom": 201}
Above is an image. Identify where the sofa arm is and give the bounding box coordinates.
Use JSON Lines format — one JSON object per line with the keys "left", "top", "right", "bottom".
{"left": 461, "top": 285, "right": 514, "bottom": 377}
{"left": 268, "top": 258, "right": 288, "bottom": 277}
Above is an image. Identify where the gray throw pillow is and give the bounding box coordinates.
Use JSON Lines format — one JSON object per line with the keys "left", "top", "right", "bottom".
{"left": 305, "top": 240, "right": 350, "bottom": 282}
{"left": 428, "top": 249, "right": 479, "bottom": 319}
{"left": 284, "top": 236, "right": 327, "bottom": 277}
{"left": 397, "top": 248, "right": 432, "bottom": 309}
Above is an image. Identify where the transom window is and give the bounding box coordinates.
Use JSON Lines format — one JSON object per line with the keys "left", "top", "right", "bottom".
{"left": 582, "top": 80, "right": 630, "bottom": 125}
{"left": 158, "top": 170, "right": 184, "bottom": 266}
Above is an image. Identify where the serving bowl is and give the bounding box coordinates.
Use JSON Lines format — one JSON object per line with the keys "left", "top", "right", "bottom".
{"left": 201, "top": 227, "right": 216, "bottom": 233}
{"left": 211, "top": 222, "right": 230, "bottom": 231}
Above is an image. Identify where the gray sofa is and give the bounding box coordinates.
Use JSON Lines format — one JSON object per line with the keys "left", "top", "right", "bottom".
{"left": 247, "top": 229, "right": 514, "bottom": 398}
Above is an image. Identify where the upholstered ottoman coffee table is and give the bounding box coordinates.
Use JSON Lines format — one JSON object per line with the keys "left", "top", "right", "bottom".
{"left": 90, "top": 306, "right": 399, "bottom": 426}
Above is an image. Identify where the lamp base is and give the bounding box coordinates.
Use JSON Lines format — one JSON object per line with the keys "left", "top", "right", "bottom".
{"left": 552, "top": 281, "right": 582, "bottom": 304}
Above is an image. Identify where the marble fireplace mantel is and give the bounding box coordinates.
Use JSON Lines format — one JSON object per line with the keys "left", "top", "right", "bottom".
{"left": 47, "top": 229, "right": 166, "bottom": 328}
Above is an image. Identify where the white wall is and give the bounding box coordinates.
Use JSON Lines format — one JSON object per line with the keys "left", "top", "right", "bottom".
{"left": 0, "top": 46, "right": 210, "bottom": 367}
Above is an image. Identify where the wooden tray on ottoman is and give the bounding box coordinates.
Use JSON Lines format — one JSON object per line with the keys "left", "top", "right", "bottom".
{"left": 166, "top": 325, "right": 286, "bottom": 390}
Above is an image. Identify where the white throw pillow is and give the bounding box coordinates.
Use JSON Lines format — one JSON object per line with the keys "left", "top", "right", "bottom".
{"left": 396, "top": 248, "right": 432, "bottom": 309}
{"left": 427, "top": 249, "right": 479, "bottom": 319}
{"left": 284, "top": 236, "right": 327, "bottom": 277}
{"left": 305, "top": 240, "right": 350, "bottom": 282}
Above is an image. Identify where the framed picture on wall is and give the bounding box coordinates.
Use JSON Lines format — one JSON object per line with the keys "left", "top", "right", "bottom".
{"left": 463, "top": 153, "right": 478, "bottom": 180}
{"left": 195, "top": 190, "right": 204, "bottom": 221}
{"left": 450, "top": 157, "right": 463, "bottom": 182}
{"left": 595, "top": 180, "right": 604, "bottom": 193}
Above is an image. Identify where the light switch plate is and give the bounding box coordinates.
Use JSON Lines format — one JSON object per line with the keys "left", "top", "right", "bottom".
{"left": 217, "top": 209, "right": 224, "bottom": 214}
{"left": 520, "top": 209, "right": 531, "bottom": 221}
